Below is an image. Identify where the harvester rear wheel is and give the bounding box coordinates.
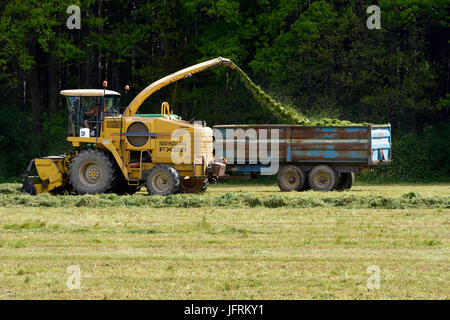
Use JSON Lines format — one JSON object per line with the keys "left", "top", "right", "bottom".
{"left": 69, "top": 149, "right": 116, "bottom": 195}
{"left": 146, "top": 164, "right": 180, "bottom": 196}
{"left": 308, "top": 165, "right": 338, "bottom": 192}
{"left": 277, "top": 165, "right": 306, "bottom": 191}
{"left": 179, "top": 178, "right": 208, "bottom": 193}
{"left": 335, "top": 172, "right": 354, "bottom": 191}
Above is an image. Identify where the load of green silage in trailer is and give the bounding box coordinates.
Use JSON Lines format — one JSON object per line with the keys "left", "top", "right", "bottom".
{"left": 235, "top": 66, "right": 369, "bottom": 126}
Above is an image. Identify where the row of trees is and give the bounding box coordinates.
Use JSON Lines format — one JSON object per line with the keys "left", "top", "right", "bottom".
{"left": 0, "top": 0, "right": 448, "bottom": 180}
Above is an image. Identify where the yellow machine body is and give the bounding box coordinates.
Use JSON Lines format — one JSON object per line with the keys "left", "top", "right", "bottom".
{"left": 25, "top": 156, "right": 70, "bottom": 194}
{"left": 67, "top": 115, "right": 214, "bottom": 182}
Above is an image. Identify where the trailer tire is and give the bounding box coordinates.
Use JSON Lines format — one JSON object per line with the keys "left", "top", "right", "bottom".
{"left": 308, "top": 165, "right": 338, "bottom": 192}
{"left": 69, "top": 149, "right": 116, "bottom": 194}
{"left": 146, "top": 164, "right": 180, "bottom": 196}
{"left": 179, "top": 178, "right": 208, "bottom": 193}
{"left": 303, "top": 180, "right": 312, "bottom": 191}
{"left": 335, "top": 172, "right": 354, "bottom": 191}
{"left": 277, "top": 165, "right": 306, "bottom": 191}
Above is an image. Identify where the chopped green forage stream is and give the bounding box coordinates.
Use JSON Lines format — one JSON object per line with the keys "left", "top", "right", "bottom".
{"left": 235, "top": 66, "right": 371, "bottom": 126}
{"left": 235, "top": 66, "right": 311, "bottom": 125}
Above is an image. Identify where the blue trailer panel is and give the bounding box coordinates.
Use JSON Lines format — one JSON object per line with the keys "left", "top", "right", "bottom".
{"left": 370, "top": 126, "right": 391, "bottom": 163}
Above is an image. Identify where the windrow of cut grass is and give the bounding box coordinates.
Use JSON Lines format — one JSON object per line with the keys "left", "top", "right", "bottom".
{"left": 0, "top": 191, "right": 448, "bottom": 209}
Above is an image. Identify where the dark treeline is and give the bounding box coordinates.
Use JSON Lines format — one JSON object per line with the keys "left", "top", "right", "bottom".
{"left": 0, "top": 0, "right": 448, "bottom": 181}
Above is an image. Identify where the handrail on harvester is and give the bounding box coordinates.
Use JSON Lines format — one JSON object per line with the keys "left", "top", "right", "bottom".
{"left": 123, "top": 57, "right": 236, "bottom": 117}
{"left": 161, "top": 102, "right": 171, "bottom": 117}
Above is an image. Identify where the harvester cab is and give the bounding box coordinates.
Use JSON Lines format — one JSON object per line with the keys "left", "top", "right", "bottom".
{"left": 21, "top": 57, "right": 233, "bottom": 196}
{"left": 62, "top": 89, "right": 121, "bottom": 138}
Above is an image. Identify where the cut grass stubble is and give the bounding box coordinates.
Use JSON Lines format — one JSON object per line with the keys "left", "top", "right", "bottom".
{"left": 0, "top": 205, "right": 448, "bottom": 299}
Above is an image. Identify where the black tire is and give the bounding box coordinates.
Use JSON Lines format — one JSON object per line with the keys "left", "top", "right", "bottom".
{"left": 179, "top": 178, "right": 208, "bottom": 193}
{"left": 21, "top": 182, "right": 36, "bottom": 195}
{"left": 146, "top": 164, "right": 180, "bottom": 196}
{"left": 303, "top": 179, "right": 312, "bottom": 191}
{"left": 335, "top": 172, "right": 355, "bottom": 191}
{"left": 69, "top": 149, "right": 117, "bottom": 194}
{"left": 308, "top": 165, "right": 338, "bottom": 192}
{"left": 111, "top": 173, "right": 141, "bottom": 195}
{"left": 277, "top": 165, "right": 306, "bottom": 191}
{"left": 113, "top": 182, "right": 141, "bottom": 195}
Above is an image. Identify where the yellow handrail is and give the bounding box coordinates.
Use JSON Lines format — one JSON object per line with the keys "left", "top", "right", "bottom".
{"left": 161, "top": 102, "right": 171, "bottom": 117}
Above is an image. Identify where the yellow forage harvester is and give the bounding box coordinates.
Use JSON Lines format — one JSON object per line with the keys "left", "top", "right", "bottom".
{"left": 21, "top": 58, "right": 232, "bottom": 196}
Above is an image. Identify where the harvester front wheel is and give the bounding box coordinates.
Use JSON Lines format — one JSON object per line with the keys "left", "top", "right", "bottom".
{"left": 69, "top": 149, "right": 116, "bottom": 194}
{"left": 277, "top": 165, "right": 306, "bottom": 191}
{"left": 146, "top": 165, "right": 180, "bottom": 196}
{"left": 179, "top": 178, "right": 208, "bottom": 193}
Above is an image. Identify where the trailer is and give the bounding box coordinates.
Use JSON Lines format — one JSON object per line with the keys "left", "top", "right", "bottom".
{"left": 213, "top": 124, "right": 391, "bottom": 191}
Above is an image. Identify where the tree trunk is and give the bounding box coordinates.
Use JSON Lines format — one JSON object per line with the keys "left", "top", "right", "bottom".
{"left": 28, "top": 65, "right": 41, "bottom": 132}
{"left": 48, "top": 53, "right": 58, "bottom": 114}
{"left": 84, "top": 49, "right": 97, "bottom": 89}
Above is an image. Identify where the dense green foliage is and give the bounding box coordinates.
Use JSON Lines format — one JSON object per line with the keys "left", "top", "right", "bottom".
{"left": 360, "top": 122, "right": 450, "bottom": 182}
{"left": 0, "top": 0, "right": 448, "bottom": 181}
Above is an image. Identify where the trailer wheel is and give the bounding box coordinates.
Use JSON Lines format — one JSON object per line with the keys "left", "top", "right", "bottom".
{"left": 146, "top": 164, "right": 180, "bottom": 196}
{"left": 69, "top": 149, "right": 116, "bottom": 194}
{"left": 335, "top": 172, "right": 354, "bottom": 191}
{"left": 308, "top": 165, "right": 338, "bottom": 192}
{"left": 277, "top": 165, "right": 306, "bottom": 191}
{"left": 179, "top": 178, "right": 208, "bottom": 193}
{"left": 21, "top": 182, "right": 36, "bottom": 195}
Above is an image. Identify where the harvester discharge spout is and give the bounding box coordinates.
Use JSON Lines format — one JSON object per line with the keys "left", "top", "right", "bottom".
{"left": 124, "top": 57, "right": 236, "bottom": 117}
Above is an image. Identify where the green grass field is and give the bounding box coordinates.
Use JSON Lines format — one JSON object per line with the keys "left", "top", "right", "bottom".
{"left": 0, "top": 183, "right": 448, "bottom": 299}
